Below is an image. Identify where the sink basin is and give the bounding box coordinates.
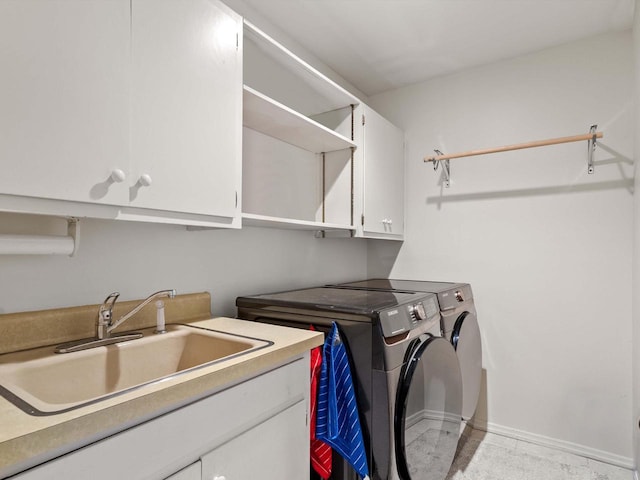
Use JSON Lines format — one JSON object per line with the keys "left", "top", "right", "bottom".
{"left": 0, "top": 324, "right": 272, "bottom": 415}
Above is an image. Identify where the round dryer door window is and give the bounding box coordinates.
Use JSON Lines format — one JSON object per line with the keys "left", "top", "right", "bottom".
{"left": 451, "top": 311, "right": 482, "bottom": 421}
{"left": 395, "top": 335, "right": 462, "bottom": 480}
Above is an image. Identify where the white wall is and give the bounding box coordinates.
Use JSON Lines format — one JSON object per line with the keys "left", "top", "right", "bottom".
{"left": 0, "top": 213, "right": 368, "bottom": 315}
{"left": 369, "top": 31, "right": 635, "bottom": 465}
{"left": 633, "top": 0, "right": 640, "bottom": 471}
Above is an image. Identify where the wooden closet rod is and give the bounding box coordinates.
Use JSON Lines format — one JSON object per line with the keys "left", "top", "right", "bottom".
{"left": 424, "top": 130, "right": 603, "bottom": 163}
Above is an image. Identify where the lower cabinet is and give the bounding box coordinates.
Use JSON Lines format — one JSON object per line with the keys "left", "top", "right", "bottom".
{"left": 13, "top": 356, "right": 310, "bottom": 480}
{"left": 200, "top": 401, "right": 307, "bottom": 480}
{"left": 165, "top": 461, "right": 202, "bottom": 480}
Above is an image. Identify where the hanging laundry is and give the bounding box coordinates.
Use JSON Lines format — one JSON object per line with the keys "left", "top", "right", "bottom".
{"left": 316, "top": 322, "right": 370, "bottom": 480}
{"left": 310, "top": 325, "right": 332, "bottom": 479}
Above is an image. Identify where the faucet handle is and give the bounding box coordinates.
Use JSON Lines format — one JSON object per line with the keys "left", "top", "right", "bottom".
{"left": 99, "top": 292, "right": 120, "bottom": 322}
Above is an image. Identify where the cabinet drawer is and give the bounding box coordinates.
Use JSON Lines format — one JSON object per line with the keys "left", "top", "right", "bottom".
{"left": 165, "top": 461, "right": 201, "bottom": 480}
{"left": 201, "top": 400, "right": 308, "bottom": 480}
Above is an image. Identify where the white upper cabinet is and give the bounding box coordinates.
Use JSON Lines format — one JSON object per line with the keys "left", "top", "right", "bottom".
{"left": 129, "top": 0, "right": 242, "bottom": 219}
{"left": 357, "top": 104, "right": 405, "bottom": 239}
{"left": 0, "top": 0, "right": 130, "bottom": 206}
{"left": 0, "top": 0, "right": 242, "bottom": 228}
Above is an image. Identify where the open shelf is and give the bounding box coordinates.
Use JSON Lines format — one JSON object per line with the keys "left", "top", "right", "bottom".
{"left": 244, "top": 20, "right": 359, "bottom": 116}
{"left": 242, "top": 213, "right": 354, "bottom": 232}
{"left": 243, "top": 86, "right": 356, "bottom": 153}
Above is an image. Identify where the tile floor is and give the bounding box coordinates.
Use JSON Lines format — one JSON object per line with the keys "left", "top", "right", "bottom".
{"left": 446, "top": 429, "right": 634, "bottom": 480}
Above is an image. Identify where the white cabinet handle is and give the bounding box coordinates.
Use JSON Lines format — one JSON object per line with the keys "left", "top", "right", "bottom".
{"left": 213, "top": 477, "right": 227, "bottom": 480}
{"left": 138, "top": 173, "right": 153, "bottom": 187}
{"left": 110, "top": 169, "right": 126, "bottom": 183}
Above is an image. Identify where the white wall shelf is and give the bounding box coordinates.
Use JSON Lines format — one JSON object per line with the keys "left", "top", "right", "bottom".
{"left": 243, "top": 21, "right": 359, "bottom": 117}
{"left": 243, "top": 86, "right": 356, "bottom": 153}
{"left": 242, "top": 19, "right": 358, "bottom": 232}
{"left": 242, "top": 213, "right": 354, "bottom": 232}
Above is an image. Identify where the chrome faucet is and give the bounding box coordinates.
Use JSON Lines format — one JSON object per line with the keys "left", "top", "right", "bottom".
{"left": 55, "top": 289, "right": 177, "bottom": 354}
{"left": 97, "top": 289, "right": 176, "bottom": 340}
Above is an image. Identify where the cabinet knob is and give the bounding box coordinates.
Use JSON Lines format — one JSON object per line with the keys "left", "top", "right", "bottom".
{"left": 110, "top": 169, "right": 126, "bottom": 183}
{"left": 138, "top": 174, "right": 153, "bottom": 187}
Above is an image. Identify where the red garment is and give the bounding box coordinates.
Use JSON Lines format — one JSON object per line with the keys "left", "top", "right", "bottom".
{"left": 310, "top": 326, "right": 332, "bottom": 479}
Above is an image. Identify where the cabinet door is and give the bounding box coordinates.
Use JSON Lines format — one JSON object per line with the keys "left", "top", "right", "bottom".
{"left": 0, "top": 0, "right": 130, "bottom": 205}
{"left": 362, "top": 105, "right": 404, "bottom": 237}
{"left": 201, "top": 401, "right": 308, "bottom": 480}
{"left": 165, "top": 461, "right": 201, "bottom": 480}
{"left": 131, "top": 0, "right": 242, "bottom": 217}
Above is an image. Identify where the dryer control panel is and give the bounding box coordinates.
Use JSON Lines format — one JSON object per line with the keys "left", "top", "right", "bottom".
{"left": 378, "top": 294, "right": 440, "bottom": 338}
{"left": 437, "top": 284, "right": 473, "bottom": 311}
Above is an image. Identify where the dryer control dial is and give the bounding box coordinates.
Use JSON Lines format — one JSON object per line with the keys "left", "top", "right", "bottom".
{"left": 409, "top": 303, "right": 427, "bottom": 323}
{"left": 455, "top": 290, "right": 464, "bottom": 302}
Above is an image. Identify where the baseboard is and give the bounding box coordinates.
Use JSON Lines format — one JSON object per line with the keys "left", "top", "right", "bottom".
{"left": 470, "top": 420, "right": 635, "bottom": 470}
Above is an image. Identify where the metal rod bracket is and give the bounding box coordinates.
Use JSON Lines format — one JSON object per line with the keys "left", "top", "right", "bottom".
{"left": 433, "top": 150, "right": 451, "bottom": 188}
{"left": 587, "top": 124, "right": 597, "bottom": 174}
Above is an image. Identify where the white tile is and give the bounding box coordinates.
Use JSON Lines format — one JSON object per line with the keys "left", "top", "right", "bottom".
{"left": 466, "top": 429, "right": 519, "bottom": 449}
{"left": 587, "top": 459, "right": 634, "bottom": 480}
{"left": 445, "top": 428, "right": 633, "bottom": 480}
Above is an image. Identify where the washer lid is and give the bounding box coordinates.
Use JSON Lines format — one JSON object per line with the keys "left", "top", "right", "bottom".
{"left": 236, "top": 286, "right": 430, "bottom": 319}
{"left": 334, "top": 278, "right": 466, "bottom": 294}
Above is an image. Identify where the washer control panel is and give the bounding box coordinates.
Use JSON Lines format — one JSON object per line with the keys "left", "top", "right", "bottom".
{"left": 378, "top": 293, "right": 440, "bottom": 338}
{"left": 408, "top": 295, "right": 439, "bottom": 326}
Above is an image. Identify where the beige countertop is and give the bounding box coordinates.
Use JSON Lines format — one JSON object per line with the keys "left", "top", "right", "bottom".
{"left": 0, "top": 316, "right": 323, "bottom": 478}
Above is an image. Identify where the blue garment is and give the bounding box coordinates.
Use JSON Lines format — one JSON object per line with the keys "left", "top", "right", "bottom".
{"left": 316, "top": 323, "right": 370, "bottom": 479}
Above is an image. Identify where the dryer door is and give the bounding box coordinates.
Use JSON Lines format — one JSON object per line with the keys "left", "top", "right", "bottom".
{"left": 394, "top": 335, "right": 462, "bottom": 480}
{"left": 451, "top": 311, "right": 482, "bottom": 421}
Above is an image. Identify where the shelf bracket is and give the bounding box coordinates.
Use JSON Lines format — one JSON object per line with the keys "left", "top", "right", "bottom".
{"left": 433, "top": 150, "right": 451, "bottom": 188}
{"left": 587, "top": 124, "right": 597, "bottom": 174}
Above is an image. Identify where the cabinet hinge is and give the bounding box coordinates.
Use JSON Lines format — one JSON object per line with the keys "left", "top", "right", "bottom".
{"left": 235, "top": 191, "right": 238, "bottom": 208}
{"left": 362, "top": 114, "right": 366, "bottom": 126}
{"left": 236, "top": 32, "right": 239, "bottom": 50}
{"left": 361, "top": 214, "right": 365, "bottom": 226}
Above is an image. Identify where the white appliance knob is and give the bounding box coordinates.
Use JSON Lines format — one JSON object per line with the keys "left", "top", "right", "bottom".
{"left": 110, "top": 169, "right": 126, "bottom": 183}
{"left": 138, "top": 174, "right": 152, "bottom": 187}
{"left": 388, "top": 219, "right": 393, "bottom": 225}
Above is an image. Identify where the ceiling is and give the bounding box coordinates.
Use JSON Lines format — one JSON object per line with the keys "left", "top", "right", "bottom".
{"left": 235, "top": 0, "right": 635, "bottom": 96}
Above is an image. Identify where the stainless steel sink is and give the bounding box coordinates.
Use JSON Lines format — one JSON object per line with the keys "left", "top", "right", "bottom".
{"left": 0, "top": 324, "right": 272, "bottom": 415}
